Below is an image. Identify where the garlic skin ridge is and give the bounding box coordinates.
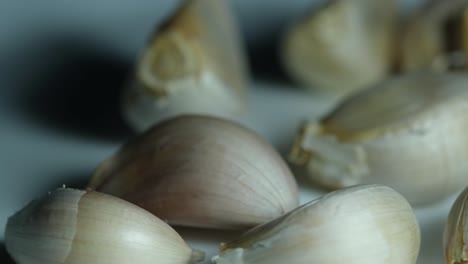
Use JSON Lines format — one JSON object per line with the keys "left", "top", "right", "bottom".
{"left": 289, "top": 73, "right": 468, "bottom": 205}
{"left": 212, "top": 185, "right": 421, "bottom": 264}
{"left": 89, "top": 115, "right": 299, "bottom": 230}
{"left": 5, "top": 188, "right": 204, "bottom": 264}
{"left": 444, "top": 186, "right": 468, "bottom": 264}
{"left": 123, "top": 0, "right": 249, "bottom": 131}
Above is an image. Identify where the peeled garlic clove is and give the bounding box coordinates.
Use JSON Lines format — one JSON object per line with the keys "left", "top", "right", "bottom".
{"left": 89, "top": 115, "right": 299, "bottom": 230}
{"left": 400, "top": 0, "right": 468, "bottom": 72}
{"left": 122, "top": 0, "right": 249, "bottom": 131}
{"left": 212, "top": 184, "right": 420, "bottom": 264}
{"left": 444, "top": 186, "right": 468, "bottom": 263}
{"left": 5, "top": 188, "right": 204, "bottom": 264}
{"left": 289, "top": 73, "right": 468, "bottom": 205}
{"left": 281, "top": 0, "right": 396, "bottom": 97}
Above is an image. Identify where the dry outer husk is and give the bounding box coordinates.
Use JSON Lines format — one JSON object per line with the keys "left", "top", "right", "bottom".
{"left": 123, "top": 0, "right": 249, "bottom": 131}
{"left": 290, "top": 72, "right": 468, "bottom": 205}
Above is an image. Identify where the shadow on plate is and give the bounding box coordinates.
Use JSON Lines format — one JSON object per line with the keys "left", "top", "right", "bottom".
{"left": 19, "top": 38, "right": 133, "bottom": 141}
{"left": 0, "top": 242, "right": 14, "bottom": 264}
{"left": 247, "top": 37, "right": 291, "bottom": 85}
{"left": 418, "top": 215, "right": 446, "bottom": 264}
{"left": 175, "top": 226, "right": 239, "bottom": 245}
{"left": 289, "top": 163, "right": 328, "bottom": 191}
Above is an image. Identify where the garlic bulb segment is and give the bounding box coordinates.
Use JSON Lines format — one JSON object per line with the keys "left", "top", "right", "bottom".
{"left": 289, "top": 73, "right": 468, "bottom": 205}
{"left": 444, "top": 186, "right": 468, "bottom": 264}
{"left": 212, "top": 184, "right": 420, "bottom": 264}
{"left": 400, "top": 0, "right": 468, "bottom": 72}
{"left": 89, "top": 115, "right": 299, "bottom": 230}
{"left": 5, "top": 188, "right": 204, "bottom": 264}
{"left": 281, "top": 0, "right": 396, "bottom": 97}
{"left": 122, "top": 0, "right": 249, "bottom": 131}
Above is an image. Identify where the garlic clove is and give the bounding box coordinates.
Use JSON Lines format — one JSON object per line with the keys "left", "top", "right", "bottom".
{"left": 281, "top": 0, "right": 396, "bottom": 97}
{"left": 123, "top": 0, "right": 249, "bottom": 131}
{"left": 400, "top": 0, "right": 468, "bottom": 72}
{"left": 89, "top": 115, "right": 299, "bottom": 230}
{"left": 444, "top": 186, "right": 468, "bottom": 264}
{"left": 289, "top": 72, "right": 468, "bottom": 205}
{"left": 5, "top": 188, "right": 204, "bottom": 264}
{"left": 212, "top": 184, "right": 420, "bottom": 264}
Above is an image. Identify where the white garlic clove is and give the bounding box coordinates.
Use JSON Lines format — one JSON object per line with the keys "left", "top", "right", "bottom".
{"left": 212, "top": 184, "right": 420, "bottom": 264}
{"left": 123, "top": 0, "right": 249, "bottom": 131}
{"left": 289, "top": 72, "right": 468, "bottom": 205}
{"left": 5, "top": 188, "right": 204, "bottom": 264}
{"left": 281, "top": 0, "right": 396, "bottom": 97}
{"left": 444, "top": 186, "right": 468, "bottom": 264}
{"left": 400, "top": 0, "right": 468, "bottom": 72}
{"left": 89, "top": 115, "right": 299, "bottom": 230}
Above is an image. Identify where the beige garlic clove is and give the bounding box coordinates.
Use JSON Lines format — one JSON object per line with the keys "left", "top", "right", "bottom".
{"left": 444, "top": 186, "right": 468, "bottom": 263}
{"left": 400, "top": 0, "right": 468, "bottom": 72}
{"left": 289, "top": 72, "right": 468, "bottom": 205}
{"left": 212, "top": 184, "right": 420, "bottom": 264}
{"left": 123, "top": 0, "right": 249, "bottom": 131}
{"left": 89, "top": 115, "right": 299, "bottom": 230}
{"left": 5, "top": 188, "right": 204, "bottom": 264}
{"left": 281, "top": 0, "right": 396, "bottom": 97}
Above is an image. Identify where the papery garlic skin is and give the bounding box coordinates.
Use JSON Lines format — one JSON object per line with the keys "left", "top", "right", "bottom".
{"left": 444, "top": 186, "right": 468, "bottom": 264}
{"left": 281, "top": 0, "right": 395, "bottom": 97}
{"left": 123, "top": 0, "right": 249, "bottom": 131}
{"left": 89, "top": 115, "right": 299, "bottom": 230}
{"left": 212, "top": 185, "right": 420, "bottom": 264}
{"left": 5, "top": 188, "right": 204, "bottom": 264}
{"left": 289, "top": 73, "right": 468, "bottom": 205}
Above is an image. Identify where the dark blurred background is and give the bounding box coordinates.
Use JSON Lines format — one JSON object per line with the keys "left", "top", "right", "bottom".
{"left": 0, "top": 0, "right": 334, "bottom": 242}
{"left": 0, "top": 1, "right": 433, "bottom": 263}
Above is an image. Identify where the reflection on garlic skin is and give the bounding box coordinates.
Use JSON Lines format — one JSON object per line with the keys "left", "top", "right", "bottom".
{"left": 289, "top": 73, "right": 468, "bottom": 205}
{"left": 282, "top": 0, "right": 396, "bottom": 98}
{"left": 212, "top": 185, "right": 420, "bottom": 264}
{"left": 5, "top": 188, "right": 204, "bottom": 264}
{"left": 444, "top": 186, "right": 468, "bottom": 264}
{"left": 89, "top": 115, "right": 299, "bottom": 230}
{"left": 123, "top": 0, "right": 249, "bottom": 131}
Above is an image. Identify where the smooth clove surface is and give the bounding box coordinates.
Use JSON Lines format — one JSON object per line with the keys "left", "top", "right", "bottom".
{"left": 5, "top": 188, "right": 204, "bottom": 264}
{"left": 282, "top": 0, "right": 396, "bottom": 97}
{"left": 89, "top": 115, "right": 299, "bottom": 230}
{"left": 212, "top": 185, "right": 420, "bottom": 264}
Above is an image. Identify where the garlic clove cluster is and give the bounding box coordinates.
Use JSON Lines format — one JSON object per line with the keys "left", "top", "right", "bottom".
{"left": 212, "top": 184, "right": 420, "bottom": 264}
{"left": 400, "top": 0, "right": 468, "bottom": 72}
{"left": 5, "top": 188, "right": 204, "bottom": 264}
{"left": 289, "top": 73, "right": 468, "bottom": 205}
{"left": 89, "top": 115, "right": 299, "bottom": 230}
{"left": 444, "top": 186, "right": 468, "bottom": 264}
{"left": 123, "top": 0, "right": 249, "bottom": 131}
{"left": 281, "top": 0, "right": 396, "bottom": 97}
